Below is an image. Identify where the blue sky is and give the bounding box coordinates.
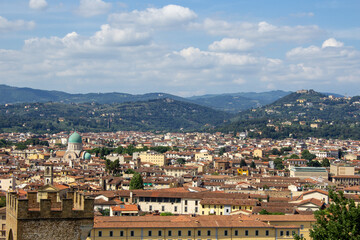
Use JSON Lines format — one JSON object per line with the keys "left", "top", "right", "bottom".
{"left": 1, "top": 0, "right": 360, "bottom": 96}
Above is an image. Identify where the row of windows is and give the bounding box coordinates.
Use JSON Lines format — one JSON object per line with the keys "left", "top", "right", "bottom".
{"left": 96, "top": 229, "right": 287, "bottom": 237}
{"left": 149, "top": 206, "right": 198, "bottom": 212}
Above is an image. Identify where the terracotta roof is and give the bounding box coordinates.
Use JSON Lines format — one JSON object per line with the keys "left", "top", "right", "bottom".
{"left": 252, "top": 215, "right": 315, "bottom": 222}
{"left": 94, "top": 215, "right": 280, "bottom": 229}
{"left": 111, "top": 204, "right": 139, "bottom": 212}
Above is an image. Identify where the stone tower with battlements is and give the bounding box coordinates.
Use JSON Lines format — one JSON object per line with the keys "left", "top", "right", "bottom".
{"left": 6, "top": 189, "right": 94, "bottom": 240}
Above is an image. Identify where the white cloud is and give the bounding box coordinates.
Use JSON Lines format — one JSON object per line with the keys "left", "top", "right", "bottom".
{"left": 0, "top": 16, "right": 35, "bottom": 33}
{"left": 29, "top": 0, "right": 48, "bottom": 10}
{"left": 77, "top": 0, "right": 112, "bottom": 17}
{"left": 89, "top": 24, "right": 150, "bottom": 46}
{"left": 196, "top": 19, "right": 324, "bottom": 43}
{"left": 322, "top": 38, "right": 344, "bottom": 48}
{"left": 109, "top": 5, "right": 197, "bottom": 29}
{"left": 208, "top": 38, "right": 254, "bottom": 52}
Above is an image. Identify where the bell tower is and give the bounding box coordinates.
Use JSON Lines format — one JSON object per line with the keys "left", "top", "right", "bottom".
{"left": 44, "top": 164, "right": 53, "bottom": 185}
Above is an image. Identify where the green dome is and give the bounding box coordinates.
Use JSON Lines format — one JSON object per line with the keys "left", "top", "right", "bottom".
{"left": 84, "top": 152, "right": 91, "bottom": 160}
{"left": 68, "top": 132, "right": 82, "bottom": 144}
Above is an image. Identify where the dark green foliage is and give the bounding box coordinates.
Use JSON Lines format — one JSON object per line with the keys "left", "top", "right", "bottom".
{"left": 288, "top": 154, "right": 300, "bottom": 159}
{"left": 176, "top": 158, "right": 186, "bottom": 165}
{"left": 150, "top": 146, "right": 171, "bottom": 153}
{"left": 219, "top": 90, "right": 360, "bottom": 140}
{"left": 160, "top": 212, "right": 174, "bottom": 216}
{"left": 270, "top": 148, "right": 281, "bottom": 155}
{"left": 307, "top": 160, "right": 321, "bottom": 167}
{"left": 218, "top": 147, "right": 226, "bottom": 156}
{"left": 0, "top": 99, "right": 232, "bottom": 133}
{"left": 301, "top": 150, "right": 316, "bottom": 161}
{"left": 129, "top": 173, "right": 144, "bottom": 190}
{"left": 240, "top": 159, "right": 247, "bottom": 167}
{"left": 274, "top": 158, "right": 284, "bottom": 170}
{"left": 105, "top": 159, "right": 120, "bottom": 175}
{"left": 99, "top": 209, "right": 110, "bottom": 216}
{"left": 250, "top": 161, "right": 256, "bottom": 168}
{"left": 125, "top": 169, "right": 136, "bottom": 174}
{"left": 322, "top": 158, "right": 330, "bottom": 167}
{"left": 0, "top": 196, "right": 6, "bottom": 208}
{"left": 309, "top": 190, "right": 360, "bottom": 240}
{"left": 259, "top": 209, "right": 285, "bottom": 215}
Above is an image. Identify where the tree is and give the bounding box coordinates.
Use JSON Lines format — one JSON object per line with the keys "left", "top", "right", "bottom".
{"left": 308, "top": 190, "right": 360, "bottom": 240}
{"left": 129, "top": 173, "right": 144, "bottom": 190}
{"left": 250, "top": 161, "right": 256, "bottom": 168}
{"left": 274, "top": 158, "right": 284, "bottom": 170}
{"left": 307, "top": 160, "right": 321, "bottom": 167}
{"left": 321, "top": 158, "right": 330, "bottom": 167}
{"left": 288, "top": 154, "right": 300, "bottom": 159}
{"left": 240, "top": 159, "right": 247, "bottom": 167}
{"left": 271, "top": 148, "right": 281, "bottom": 155}
{"left": 176, "top": 158, "right": 186, "bottom": 165}
{"left": 301, "top": 150, "right": 316, "bottom": 161}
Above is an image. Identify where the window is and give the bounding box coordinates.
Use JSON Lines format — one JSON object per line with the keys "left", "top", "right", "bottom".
{"left": 266, "top": 230, "right": 269, "bottom": 236}
{"left": 245, "top": 230, "right": 248, "bottom": 236}
{"left": 98, "top": 231, "right": 102, "bottom": 237}
{"left": 202, "top": 205, "right": 205, "bottom": 208}
{"left": 149, "top": 205, "right": 152, "bottom": 211}
{"left": 195, "top": 207, "right": 198, "bottom": 212}
{"left": 130, "top": 231, "right": 134, "bottom": 237}
{"left": 224, "top": 230, "right": 228, "bottom": 236}
{"left": 120, "top": 231, "right": 124, "bottom": 237}
{"left": 220, "top": 206, "right": 223, "bottom": 209}
{"left": 197, "top": 230, "right": 201, "bottom": 236}
{"left": 207, "top": 230, "right": 211, "bottom": 236}
{"left": 162, "top": 206, "right": 165, "bottom": 211}
{"left": 148, "top": 231, "right": 152, "bottom": 237}
{"left": 214, "top": 205, "right": 216, "bottom": 209}
{"left": 286, "top": 231, "right": 289, "bottom": 236}
{"left": 158, "top": 231, "right": 162, "bottom": 236}
{"left": 185, "top": 206, "right": 188, "bottom": 212}
{"left": 110, "top": 231, "right": 113, "bottom": 237}
{"left": 255, "top": 230, "right": 259, "bottom": 236}
{"left": 195, "top": 200, "right": 198, "bottom": 205}
{"left": 300, "top": 225, "right": 304, "bottom": 229}
{"left": 168, "top": 231, "right": 172, "bottom": 237}
{"left": 234, "top": 230, "right": 238, "bottom": 236}
{"left": 174, "top": 206, "right": 177, "bottom": 212}
{"left": 188, "top": 231, "right": 192, "bottom": 237}
{"left": 280, "top": 231, "right": 284, "bottom": 236}
{"left": 178, "top": 231, "right": 182, "bottom": 236}
{"left": 185, "top": 200, "right": 188, "bottom": 205}
{"left": 232, "top": 206, "right": 235, "bottom": 210}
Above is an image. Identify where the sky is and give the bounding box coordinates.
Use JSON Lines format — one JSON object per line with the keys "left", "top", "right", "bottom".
{"left": 1, "top": 0, "right": 360, "bottom": 97}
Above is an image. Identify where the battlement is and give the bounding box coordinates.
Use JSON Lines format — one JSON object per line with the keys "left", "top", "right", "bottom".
{"left": 7, "top": 191, "right": 94, "bottom": 220}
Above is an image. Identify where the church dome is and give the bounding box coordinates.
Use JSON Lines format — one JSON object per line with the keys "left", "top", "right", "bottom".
{"left": 68, "top": 132, "right": 82, "bottom": 144}
{"left": 83, "top": 152, "right": 91, "bottom": 160}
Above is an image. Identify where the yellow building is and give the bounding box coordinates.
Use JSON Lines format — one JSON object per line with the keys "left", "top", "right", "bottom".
{"left": 253, "top": 149, "right": 263, "bottom": 158}
{"left": 200, "top": 198, "right": 257, "bottom": 215}
{"left": 88, "top": 215, "right": 312, "bottom": 240}
{"left": 139, "top": 151, "right": 167, "bottom": 166}
{"left": 195, "top": 150, "right": 213, "bottom": 161}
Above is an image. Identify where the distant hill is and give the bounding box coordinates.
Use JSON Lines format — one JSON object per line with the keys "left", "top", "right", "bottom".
{"left": 219, "top": 90, "right": 360, "bottom": 139}
{"left": 0, "top": 84, "right": 188, "bottom": 105}
{"left": 0, "top": 99, "right": 232, "bottom": 133}
{"left": 0, "top": 85, "right": 345, "bottom": 113}
{"left": 188, "top": 90, "right": 291, "bottom": 113}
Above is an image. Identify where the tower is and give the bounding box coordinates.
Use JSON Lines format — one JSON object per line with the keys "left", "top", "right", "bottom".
{"left": 6, "top": 189, "right": 94, "bottom": 240}
{"left": 44, "top": 164, "right": 53, "bottom": 185}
